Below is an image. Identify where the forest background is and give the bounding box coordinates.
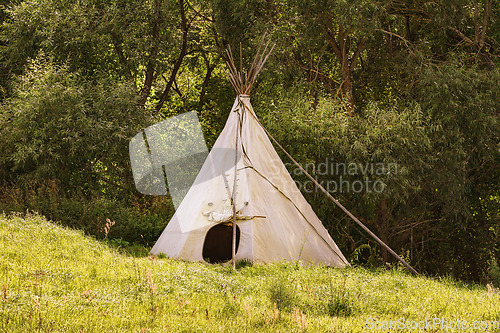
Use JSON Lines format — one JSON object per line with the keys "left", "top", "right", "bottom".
{"left": 0, "top": 0, "right": 499, "bottom": 284}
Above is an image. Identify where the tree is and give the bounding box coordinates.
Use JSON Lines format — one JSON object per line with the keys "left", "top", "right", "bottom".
{"left": 0, "top": 0, "right": 223, "bottom": 114}
{"left": 0, "top": 57, "right": 150, "bottom": 197}
{"left": 277, "top": 0, "right": 380, "bottom": 114}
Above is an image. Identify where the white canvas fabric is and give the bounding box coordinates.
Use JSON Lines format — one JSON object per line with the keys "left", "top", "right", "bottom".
{"left": 150, "top": 95, "right": 349, "bottom": 267}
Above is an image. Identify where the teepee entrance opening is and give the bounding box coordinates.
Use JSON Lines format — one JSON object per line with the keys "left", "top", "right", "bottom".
{"left": 202, "top": 223, "right": 241, "bottom": 263}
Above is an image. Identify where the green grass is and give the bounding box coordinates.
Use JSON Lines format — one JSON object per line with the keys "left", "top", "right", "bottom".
{"left": 1, "top": 213, "right": 500, "bottom": 332}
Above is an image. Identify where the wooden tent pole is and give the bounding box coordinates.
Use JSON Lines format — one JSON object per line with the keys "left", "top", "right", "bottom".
{"left": 251, "top": 112, "right": 420, "bottom": 276}
{"left": 224, "top": 37, "right": 273, "bottom": 269}
{"left": 231, "top": 101, "right": 241, "bottom": 270}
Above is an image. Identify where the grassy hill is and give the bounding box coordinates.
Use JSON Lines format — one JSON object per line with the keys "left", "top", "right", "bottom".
{"left": 1, "top": 213, "right": 499, "bottom": 332}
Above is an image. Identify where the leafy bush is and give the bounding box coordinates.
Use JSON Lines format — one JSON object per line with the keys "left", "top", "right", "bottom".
{"left": 258, "top": 77, "right": 500, "bottom": 282}
{"left": 326, "top": 280, "right": 357, "bottom": 317}
{"left": 235, "top": 258, "right": 253, "bottom": 269}
{"left": 489, "top": 259, "right": 500, "bottom": 288}
{"left": 0, "top": 56, "right": 151, "bottom": 196}
{"left": 0, "top": 179, "right": 173, "bottom": 245}
{"left": 0, "top": 56, "right": 175, "bottom": 244}
{"left": 268, "top": 276, "right": 297, "bottom": 311}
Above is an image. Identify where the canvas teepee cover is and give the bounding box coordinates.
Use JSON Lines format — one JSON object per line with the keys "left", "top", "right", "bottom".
{"left": 149, "top": 45, "right": 348, "bottom": 267}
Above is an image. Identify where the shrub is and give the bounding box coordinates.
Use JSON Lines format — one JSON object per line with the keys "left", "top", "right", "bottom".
{"left": 268, "top": 276, "right": 297, "bottom": 312}
{"left": 326, "top": 280, "right": 356, "bottom": 317}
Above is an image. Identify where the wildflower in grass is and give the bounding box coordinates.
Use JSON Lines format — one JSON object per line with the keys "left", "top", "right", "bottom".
{"left": 146, "top": 269, "right": 156, "bottom": 295}
{"left": 293, "top": 306, "right": 308, "bottom": 330}
{"left": 2, "top": 284, "right": 7, "bottom": 302}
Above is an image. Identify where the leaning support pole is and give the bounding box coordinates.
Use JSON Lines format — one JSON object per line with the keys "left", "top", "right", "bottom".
{"left": 252, "top": 113, "right": 420, "bottom": 276}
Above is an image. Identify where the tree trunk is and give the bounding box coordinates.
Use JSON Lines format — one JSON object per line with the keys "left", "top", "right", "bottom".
{"left": 154, "top": 0, "right": 188, "bottom": 115}
{"left": 322, "top": 23, "right": 365, "bottom": 116}
{"left": 341, "top": 63, "right": 355, "bottom": 115}
{"left": 198, "top": 53, "right": 218, "bottom": 109}
{"left": 138, "top": 0, "right": 161, "bottom": 108}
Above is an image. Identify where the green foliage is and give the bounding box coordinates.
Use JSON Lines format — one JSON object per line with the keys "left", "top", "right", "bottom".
{"left": 258, "top": 77, "right": 499, "bottom": 282}
{"left": 489, "top": 259, "right": 500, "bottom": 287}
{"left": 259, "top": 87, "right": 433, "bottom": 250}
{"left": 410, "top": 61, "right": 500, "bottom": 281}
{"left": 235, "top": 258, "right": 253, "bottom": 269}
{"left": 217, "top": 291, "right": 242, "bottom": 319}
{"left": 0, "top": 180, "right": 173, "bottom": 245}
{"left": 0, "top": 56, "right": 151, "bottom": 195}
{"left": 349, "top": 244, "right": 372, "bottom": 265}
{"left": 1, "top": 0, "right": 178, "bottom": 77}
{"left": 0, "top": 56, "right": 173, "bottom": 245}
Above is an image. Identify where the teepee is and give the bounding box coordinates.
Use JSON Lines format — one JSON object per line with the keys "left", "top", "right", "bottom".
{"left": 148, "top": 40, "right": 349, "bottom": 267}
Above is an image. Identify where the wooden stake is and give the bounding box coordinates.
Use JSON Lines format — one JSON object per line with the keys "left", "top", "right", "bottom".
{"left": 231, "top": 100, "right": 241, "bottom": 270}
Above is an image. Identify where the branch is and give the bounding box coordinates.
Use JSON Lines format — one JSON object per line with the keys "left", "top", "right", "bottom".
{"left": 449, "top": 27, "right": 474, "bottom": 45}
{"left": 172, "top": 77, "right": 183, "bottom": 100}
{"left": 110, "top": 31, "right": 133, "bottom": 79}
{"left": 138, "top": 0, "right": 161, "bottom": 107}
{"left": 199, "top": 52, "right": 219, "bottom": 108}
{"left": 186, "top": 1, "right": 213, "bottom": 23}
{"left": 386, "top": 0, "right": 431, "bottom": 19}
{"left": 154, "top": 0, "right": 188, "bottom": 115}
{"left": 393, "top": 218, "right": 444, "bottom": 236}
{"left": 338, "top": 24, "right": 346, "bottom": 66}
{"left": 321, "top": 21, "right": 343, "bottom": 61}
{"left": 350, "top": 36, "right": 366, "bottom": 72}
{"left": 449, "top": 26, "right": 495, "bottom": 69}
{"left": 474, "top": 1, "right": 480, "bottom": 44}
{"left": 379, "top": 29, "right": 413, "bottom": 50}
{"left": 292, "top": 50, "right": 340, "bottom": 92}
{"left": 481, "top": 0, "right": 492, "bottom": 46}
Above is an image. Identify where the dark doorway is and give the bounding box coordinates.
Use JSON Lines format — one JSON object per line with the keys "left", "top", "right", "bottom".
{"left": 202, "top": 223, "right": 240, "bottom": 263}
